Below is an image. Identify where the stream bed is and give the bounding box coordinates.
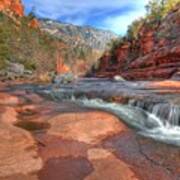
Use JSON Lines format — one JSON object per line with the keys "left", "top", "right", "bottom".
{"left": 40, "top": 78, "right": 180, "bottom": 146}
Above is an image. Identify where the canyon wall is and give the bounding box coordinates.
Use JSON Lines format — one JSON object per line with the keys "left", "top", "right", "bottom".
{"left": 0, "top": 0, "right": 24, "bottom": 17}
{"left": 93, "top": 4, "right": 180, "bottom": 80}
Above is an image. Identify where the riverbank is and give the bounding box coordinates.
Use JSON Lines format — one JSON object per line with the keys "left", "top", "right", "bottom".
{"left": 0, "top": 82, "right": 179, "bottom": 180}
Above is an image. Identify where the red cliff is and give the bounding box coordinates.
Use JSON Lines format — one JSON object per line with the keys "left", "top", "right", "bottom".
{"left": 94, "top": 4, "right": 180, "bottom": 80}
{"left": 0, "top": 0, "right": 24, "bottom": 17}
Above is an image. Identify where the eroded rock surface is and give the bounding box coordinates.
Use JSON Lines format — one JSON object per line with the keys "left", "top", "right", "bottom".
{"left": 93, "top": 4, "right": 180, "bottom": 80}
{"left": 0, "top": 83, "right": 179, "bottom": 180}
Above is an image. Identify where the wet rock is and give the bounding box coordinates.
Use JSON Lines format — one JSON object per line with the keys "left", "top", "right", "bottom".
{"left": 47, "top": 111, "right": 126, "bottom": 145}
{"left": 52, "top": 73, "right": 76, "bottom": 85}
{"left": 0, "top": 84, "right": 179, "bottom": 180}
{"left": 0, "top": 123, "right": 42, "bottom": 178}
{"left": 0, "top": 93, "right": 21, "bottom": 105}
{"left": 0, "top": 106, "right": 18, "bottom": 124}
{"left": 86, "top": 148, "right": 138, "bottom": 180}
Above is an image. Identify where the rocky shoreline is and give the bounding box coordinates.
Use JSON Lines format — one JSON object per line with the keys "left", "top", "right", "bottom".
{"left": 0, "top": 82, "right": 179, "bottom": 180}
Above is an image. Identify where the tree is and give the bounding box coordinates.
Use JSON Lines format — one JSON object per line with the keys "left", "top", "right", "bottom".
{"left": 28, "top": 6, "right": 36, "bottom": 20}
{"left": 146, "top": 0, "right": 165, "bottom": 21}
{"left": 146, "top": 0, "right": 180, "bottom": 21}
{"left": 163, "top": 0, "right": 180, "bottom": 14}
{"left": 127, "top": 18, "right": 144, "bottom": 40}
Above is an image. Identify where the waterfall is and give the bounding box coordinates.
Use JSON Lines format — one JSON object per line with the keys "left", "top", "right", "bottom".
{"left": 76, "top": 98, "right": 180, "bottom": 146}
{"left": 41, "top": 78, "right": 180, "bottom": 147}
{"left": 129, "top": 100, "right": 180, "bottom": 127}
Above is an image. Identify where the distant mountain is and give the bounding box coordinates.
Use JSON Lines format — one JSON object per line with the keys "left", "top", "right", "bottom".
{"left": 40, "top": 19, "right": 118, "bottom": 51}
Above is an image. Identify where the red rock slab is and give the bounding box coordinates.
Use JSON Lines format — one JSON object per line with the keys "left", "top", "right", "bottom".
{"left": 36, "top": 134, "right": 90, "bottom": 162}
{"left": 1, "top": 174, "right": 39, "bottom": 180}
{"left": 85, "top": 148, "right": 138, "bottom": 180}
{"left": 102, "top": 131, "right": 180, "bottom": 180}
{"left": 0, "top": 106, "right": 18, "bottom": 124}
{"left": 47, "top": 111, "right": 127, "bottom": 145}
{"left": 148, "top": 80, "right": 180, "bottom": 89}
{"left": 35, "top": 109, "right": 139, "bottom": 180}
{"left": 0, "top": 93, "right": 21, "bottom": 106}
{"left": 0, "top": 123, "right": 42, "bottom": 178}
{"left": 39, "top": 157, "right": 93, "bottom": 180}
{"left": 11, "top": 90, "right": 44, "bottom": 104}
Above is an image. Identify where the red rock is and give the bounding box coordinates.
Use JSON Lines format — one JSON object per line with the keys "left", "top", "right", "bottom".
{"left": 0, "top": 0, "right": 24, "bottom": 17}
{"left": 0, "top": 123, "right": 42, "bottom": 178}
{"left": 28, "top": 18, "right": 39, "bottom": 28}
{"left": 115, "top": 43, "right": 130, "bottom": 69}
{"left": 47, "top": 111, "right": 127, "bottom": 145}
{"left": 0, "top": 93, "right": 21, "bottom": 105}
{"left": 0, "top": 87, "right": 179, "bottom": 180}
{"left": 139, "top": 28, "right": 155, "bottom": 55}
{"left": 93, "top": 4, "right": 180, "bottom": 80}
{"left": 0, "top": 106, "right": 17, "bottom": 124}
{"left": 148, "top": 80, "right": 180, "bottom": 88}
{"left": 86, "top": 148, "right": 138, "bottom": 180}
{"left": 56, "top": 55, "right": 70, "bottom": 74}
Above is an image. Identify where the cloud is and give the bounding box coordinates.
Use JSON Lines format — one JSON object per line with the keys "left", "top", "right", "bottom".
{"left": 101, "top": 6, "right": 147, "bottom": 34}
{"left": 22, "top": 0, "right": 149, "bottom": 34}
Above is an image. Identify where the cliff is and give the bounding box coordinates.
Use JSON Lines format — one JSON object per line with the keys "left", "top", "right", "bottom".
{"left": 92, "top": 4, "right": 180, "bottom": 80}
{"left": 40, "top": 19, "right": 117, "bottom": 76}
{"left": 0, "top": 0, "right": 24, "bottom": 17}
{"left": 0, "top": 0, "right": 117, "bottom": 81}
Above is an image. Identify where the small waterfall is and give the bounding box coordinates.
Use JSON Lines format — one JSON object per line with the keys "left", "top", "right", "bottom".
{"left": 129, "top": 100, "right": 180, "bottom": 127}
{"left": 77, "top": 98, "right": 180, "bottom": 146}
{"left": 42, "top": 80, "right": 180, "bottom": 146}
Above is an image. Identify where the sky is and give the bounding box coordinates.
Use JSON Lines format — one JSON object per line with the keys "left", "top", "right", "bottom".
{"left": 22, "top": 0, "right": 150, "bottom": 35}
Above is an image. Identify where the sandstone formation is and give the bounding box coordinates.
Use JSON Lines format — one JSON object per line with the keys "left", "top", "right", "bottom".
{"left": 0, "top": 0, "right": 24, "bottom": 17}
{"left": 0, "top": 83, "right": 179, "bottom": 179}
{"left": 93, "top": 4, "right": 180, "bottom": 80}
{"left": 28, "top": 18, "right": 39, "bottom": 28}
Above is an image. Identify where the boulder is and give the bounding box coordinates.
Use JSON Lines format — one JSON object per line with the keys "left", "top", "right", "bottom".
{"left": 7, "top": 62, "right": 24, "bottom": 75}
{"left": 113, "top": 75, "right": 125, "bottom": 81}
{"left": 52, "top": 73, "right": 76, "bottom": 85}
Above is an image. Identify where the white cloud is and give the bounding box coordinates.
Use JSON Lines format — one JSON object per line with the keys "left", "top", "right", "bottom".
{"left": 102, "top": 8, "right": 146, "bottom": 35}
{"left": 22, "top": 0, "right": 150, "bottom": 34}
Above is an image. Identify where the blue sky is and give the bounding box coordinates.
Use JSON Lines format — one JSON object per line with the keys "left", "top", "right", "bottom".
{"left": 22, "top": 0, "right": 149, "bottom": 35}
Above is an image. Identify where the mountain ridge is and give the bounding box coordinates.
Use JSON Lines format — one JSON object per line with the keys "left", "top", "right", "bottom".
{"left": 40, "top": 19, "right": 118, "bottom": 50}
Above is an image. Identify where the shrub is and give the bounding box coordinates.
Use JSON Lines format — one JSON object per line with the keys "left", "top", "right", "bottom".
{"left": 0, "top": 14, "right": 58, "bottom": 73}
{"left": 127, "top": 18, "right": 144, "bottom": 41}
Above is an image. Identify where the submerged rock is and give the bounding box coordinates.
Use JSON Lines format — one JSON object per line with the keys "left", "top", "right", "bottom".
{"left": 0, "top": 83, "right": 179, "bottom": 180}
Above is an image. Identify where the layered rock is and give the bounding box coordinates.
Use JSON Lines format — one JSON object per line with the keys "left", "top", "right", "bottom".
{"left": 0, "top": 0, "right": 24, "bottom": 17}
{"left": 0, "top": 83, "right": 179, "bottom": 180}
{"left": 93, "top": 4, "right": 180, "bottom": 80}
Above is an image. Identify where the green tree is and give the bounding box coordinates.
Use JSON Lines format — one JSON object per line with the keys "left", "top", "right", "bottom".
{"left": 127, "top": 18, "right": 144, "bottom": 40}
{"left": 146, "top": 0, "right": 165, "bottom": 21}
{"left": 146, "top": 0, "right": 180, "bottom": 21}
{"left": 163, "top": 0, "right": 180, "bottom": 14}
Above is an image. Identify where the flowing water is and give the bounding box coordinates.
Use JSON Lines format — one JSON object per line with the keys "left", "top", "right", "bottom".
{"left": 41, "top": 78, "right": 180, "bottom": 146}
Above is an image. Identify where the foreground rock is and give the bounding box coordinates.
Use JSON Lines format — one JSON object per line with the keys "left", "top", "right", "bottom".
{"left": 0, "top": 123, "right": 42, "bottom": 180}
{"left": 0, "top": 84, "right": 179, "bottom": 180}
